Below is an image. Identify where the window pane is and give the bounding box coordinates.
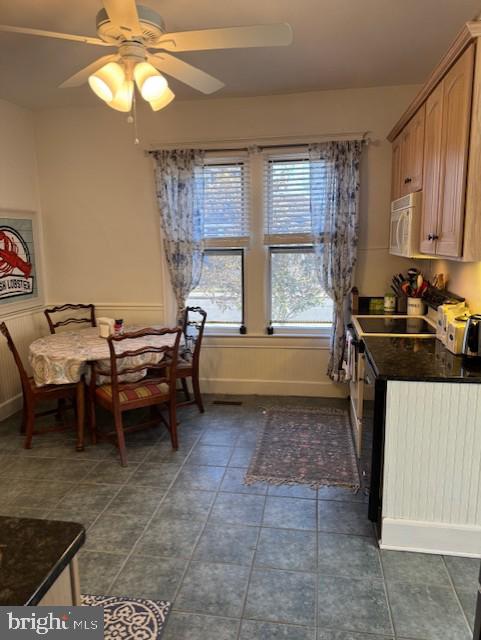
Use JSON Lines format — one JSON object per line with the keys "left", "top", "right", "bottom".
{"left": 202, "top": 163, "right": 248, "bottom": 239}
{"left": 265, "top": 158, "right": 327, "bottom": 236}
{"left": 187, "top": 251, "right": 243, "bottom": 325}
{"left": 270, "top": 250, "right": 333, "bottom": 325}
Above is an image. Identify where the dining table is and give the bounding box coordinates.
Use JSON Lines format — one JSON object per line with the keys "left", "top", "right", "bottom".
{"left": 28, "top": 326, "right": 179, "bottom": 450}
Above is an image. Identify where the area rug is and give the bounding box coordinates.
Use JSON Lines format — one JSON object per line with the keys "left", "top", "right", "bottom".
{"left": 82, "top": 594, "right": 171, "bottom": 639}
{"left": 245, "top": 406, "right": 360, "bottom": 489}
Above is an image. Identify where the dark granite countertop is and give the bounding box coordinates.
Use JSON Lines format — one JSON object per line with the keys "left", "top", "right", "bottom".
{"left": 0, "top": 517, "right": 85, "bottom": 606}
{"left": 363, "top": 336, "right": 481, "bottom": 383}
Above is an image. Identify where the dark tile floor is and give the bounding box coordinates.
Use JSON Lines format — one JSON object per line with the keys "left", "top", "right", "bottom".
{"left": 0, "top": 395, "right": 478, "bottom": 640}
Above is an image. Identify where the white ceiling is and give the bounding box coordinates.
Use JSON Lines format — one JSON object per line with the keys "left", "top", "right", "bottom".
{"left": 0, "top": 0, "right": 480, "bottom": 109}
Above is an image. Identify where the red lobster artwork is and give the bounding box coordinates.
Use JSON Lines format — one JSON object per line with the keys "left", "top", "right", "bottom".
{"left": 0, "top": 230, "right": 32, "bottom": 278}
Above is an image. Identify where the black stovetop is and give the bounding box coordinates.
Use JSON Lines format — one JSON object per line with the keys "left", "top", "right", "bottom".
{"left": 357, "top": 317, "right": 436, "bottom": 335}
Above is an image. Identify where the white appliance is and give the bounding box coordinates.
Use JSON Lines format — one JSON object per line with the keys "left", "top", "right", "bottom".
{"left": 389, "top": 192, "right": 424, "bottom": 258}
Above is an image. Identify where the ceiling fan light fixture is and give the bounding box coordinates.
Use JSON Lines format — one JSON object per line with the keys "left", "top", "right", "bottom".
{"left": 134, "top": 61, "right": 168, "bottom": 101}
{"left": 88, "top": 61, "right": 125, "bottom": 102}
{"left": 149, "top": 87, "right": 175, "bottom": 111}
{"left": 108, "top": 79, "right": 134, "bottom": 112}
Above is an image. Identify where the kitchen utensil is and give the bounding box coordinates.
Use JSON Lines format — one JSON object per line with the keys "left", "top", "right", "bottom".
{"left": 462, "top": 314, "right": 481, "bottom": 357}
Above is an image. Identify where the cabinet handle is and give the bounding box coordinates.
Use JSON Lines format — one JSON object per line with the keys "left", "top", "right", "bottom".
{"left": 404, "top": 177, "right": 412, "bottom": 184}
{"left": 427, "top": 233, "right": 439, "bottom": 241}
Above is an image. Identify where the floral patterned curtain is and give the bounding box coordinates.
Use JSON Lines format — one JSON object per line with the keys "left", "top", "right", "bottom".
{"left": 310, "top": 141, "right": 362, "bottom": 381}
{"left": 152, "top": 149, "right": 205, "bottom": 323}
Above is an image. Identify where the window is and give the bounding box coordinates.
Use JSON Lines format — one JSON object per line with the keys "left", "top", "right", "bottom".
{"left": 187, "top": 249, "right": 244, "bottom": 328}
{"left": 265, "top": 155, "right": 332, "bottom": 334}
{"left": 187, "top": 157, "right": 248, "bottom": 330}
{"left": 188, "top": 150, "right": 333, "bottom": 336}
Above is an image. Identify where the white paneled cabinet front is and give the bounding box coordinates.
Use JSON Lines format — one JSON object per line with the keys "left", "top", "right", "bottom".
{"left": 381, "top": 380, "right": 481, "bottom": 557}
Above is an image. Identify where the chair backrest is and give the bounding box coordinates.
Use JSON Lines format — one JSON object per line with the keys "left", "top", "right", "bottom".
{"left": 92, "top": 327, "right": 182, "bottom": 402}
{"left": 182, "top": 306, "right": 207, "bottom": 367}
{"left": 0, "top": 322, "right": 29, "bottom": 388}
{"left": 44, "top": 303, "right": 96, "bottom": 334}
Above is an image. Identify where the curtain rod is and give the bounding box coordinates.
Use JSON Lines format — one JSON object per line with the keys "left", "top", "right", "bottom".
{"left": 145, "top": 131, "right": 372, "bottom": 154}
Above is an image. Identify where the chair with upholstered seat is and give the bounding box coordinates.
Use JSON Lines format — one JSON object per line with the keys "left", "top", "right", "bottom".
{"left": 88, "top": 326, "right": 182, "bottom": 466}
{"left": 44, "top": 303, "right": 96, "bottom": 334}
{"left": 176, "top": 306, "right": 207, "bottom": 413}
{"left": 0, "top": 322, "right": 85, "bottom": 450}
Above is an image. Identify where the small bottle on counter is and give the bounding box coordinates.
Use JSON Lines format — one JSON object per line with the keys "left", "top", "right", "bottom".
{"left": 384, "top": 293, "right": 396, "bottom": 313}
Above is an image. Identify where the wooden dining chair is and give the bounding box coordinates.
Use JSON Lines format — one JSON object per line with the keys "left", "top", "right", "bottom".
{"left": 0, "top": 322, "right": 85, "bottom": 450}
{"left": 44, "top": 303, "right": 96, "bottom": 334}
{"left": 177, "top": 306, "right": 207, "bottom": 413}
{"left": 88, "top": 327, "right": 182, "bottom": 466}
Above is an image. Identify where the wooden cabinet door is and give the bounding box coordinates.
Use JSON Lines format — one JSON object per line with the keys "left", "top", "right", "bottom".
{"left": 400, "top": 106, "right": 425, "bottom": 196}
{"left": 391, "top": 135, "right": 403, "bottom": 201}
{"left": 436, "top": 44, "right": 474, "bottom": 257}
{"left": 420, "top": 82, "right": 444, "bottom": 254}
{"left": 407, "top": 105, "right": 425, "bottom": 192}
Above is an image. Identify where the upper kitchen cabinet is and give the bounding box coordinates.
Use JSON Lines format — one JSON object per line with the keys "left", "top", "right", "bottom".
{"left": 388, "top": 23, "right": 481, "bottom": 261}
{"left": 391, "top": 106, "right": 425, "bottom": 201}
{"left": 421, "top": 45, "right": 474, "bottom": 256}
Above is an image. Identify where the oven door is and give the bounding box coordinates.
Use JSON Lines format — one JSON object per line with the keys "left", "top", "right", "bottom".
{"left": 359, "top": 351, "right": 375, "bottom": 491}
{"left": 347, "top": 327, "right": 363, "bottom": 457}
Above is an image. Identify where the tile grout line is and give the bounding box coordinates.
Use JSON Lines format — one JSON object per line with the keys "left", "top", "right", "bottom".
{"left": 378, "top": 544, "right": 397, "bottom": 639}
{"left": 441, "top": 555, "right": 474, "bottom": 636}
{"left": 233, "top": 478, "right": 268, "bottom": 640}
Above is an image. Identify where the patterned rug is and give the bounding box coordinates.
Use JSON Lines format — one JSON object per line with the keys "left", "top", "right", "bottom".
{"left": 245, "top": 406, "right": 360, "bottom": 489}
{"left": 82, "top": 594, "right": 171, "bottom": 639}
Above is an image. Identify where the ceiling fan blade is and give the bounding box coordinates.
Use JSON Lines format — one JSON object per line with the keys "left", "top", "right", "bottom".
{"left": 0, "top": 24, "right": 109, "bottom": 46}
{"left": 103, "top": 0, "right": 142, "bottom": 36}
{"left": 154, "top": 23, "right": 293, "bottom": 52}
{"left": 148, "top": 53, "right": 224, "bottom": 94}
{"left": 60, "top": 54, "right": 120, "bottom": 88}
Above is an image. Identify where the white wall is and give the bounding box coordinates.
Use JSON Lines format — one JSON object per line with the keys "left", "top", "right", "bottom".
{"left": 0, "top": 99, "right": 45, "bottom": 418}
{"left": 428, "top": 259, "right": 481, "bottom": 312}
{"left": 33, "top": 85, "right": 420, "bottom": 397}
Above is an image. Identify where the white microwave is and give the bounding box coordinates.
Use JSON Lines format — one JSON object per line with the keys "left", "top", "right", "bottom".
{"left": 389, "top": 192, "right": 423, "bottom": 258}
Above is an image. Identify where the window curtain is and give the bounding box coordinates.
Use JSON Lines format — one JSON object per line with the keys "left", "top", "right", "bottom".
{"left": 310, "top": 141, "right": 362, "bottom": 381}
{"left": 152, "top": 149, "right": 205, "bottom": 323}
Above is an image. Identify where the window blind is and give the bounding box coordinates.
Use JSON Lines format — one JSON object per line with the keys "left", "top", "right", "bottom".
{"left": 264, "top": 156, "right": 328, "bottom": 245}
{"left": 202, "top": 160, "right": 250, "bottom": 248}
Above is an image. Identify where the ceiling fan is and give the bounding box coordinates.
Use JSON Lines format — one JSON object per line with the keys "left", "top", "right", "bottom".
{"left": 0, "top": 0, "right": 293, "bottom": 113}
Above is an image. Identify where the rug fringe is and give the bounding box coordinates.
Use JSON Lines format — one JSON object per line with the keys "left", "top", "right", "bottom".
{"left": 244, "top": 473, "right": 361, "bottom": 492}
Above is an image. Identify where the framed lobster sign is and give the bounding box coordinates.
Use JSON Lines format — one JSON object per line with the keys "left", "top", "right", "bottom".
{"left": 0, "top": 211, "right": 42, "bottom": 310}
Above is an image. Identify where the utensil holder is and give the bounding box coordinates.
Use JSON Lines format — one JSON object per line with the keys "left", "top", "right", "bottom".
{"left": 407, "top": 297, "right": 425, "bottom": 316}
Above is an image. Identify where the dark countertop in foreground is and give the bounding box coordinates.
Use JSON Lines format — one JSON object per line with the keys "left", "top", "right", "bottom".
{"left": 0, "top": 517, "right": 85, "bottom": 606}
{"left": 363, "top": 336, "right": 481, "bottom": 382}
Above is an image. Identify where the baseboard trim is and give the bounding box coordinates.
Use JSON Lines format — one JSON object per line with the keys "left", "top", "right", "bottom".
{"left": 380, "top": 517, "right": 481, "bottom": 557}
{"left": 200, "top": 377, "right": 347, "bottom": 398}
{"left": 0, "top": 393, "right": 23, "bottom": 422}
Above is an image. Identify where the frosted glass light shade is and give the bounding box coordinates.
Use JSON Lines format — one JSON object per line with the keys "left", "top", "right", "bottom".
{"left": 109, "top": 80, "right": 134, "bottom": 112}
{"left": 88, "top": 62, "right": 125, "bottom": 102}
{"left": 149, "top": 87, "right": 175, "bottom": 111}
{"left": 134, "top": 62, "right": 168, "bottom": 101}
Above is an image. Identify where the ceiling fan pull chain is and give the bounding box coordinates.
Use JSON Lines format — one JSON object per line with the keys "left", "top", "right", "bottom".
{"left": 128, "top": 89, "right": 140, "bottom": 145}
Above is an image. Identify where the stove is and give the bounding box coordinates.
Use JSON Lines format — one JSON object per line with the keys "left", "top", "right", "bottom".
{"left": 352, "top": 315, "right": 437, "bottom": 338}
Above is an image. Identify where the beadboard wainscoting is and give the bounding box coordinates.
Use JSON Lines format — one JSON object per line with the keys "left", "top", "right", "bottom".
{"left": 200, "top": 336, "right": 344, "bottom": 397}
{"left": 382, "top": 380, "right": 481, "bottom": 557}
{"left": 0, "top": 306, "right": 46, "bottom": 420}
